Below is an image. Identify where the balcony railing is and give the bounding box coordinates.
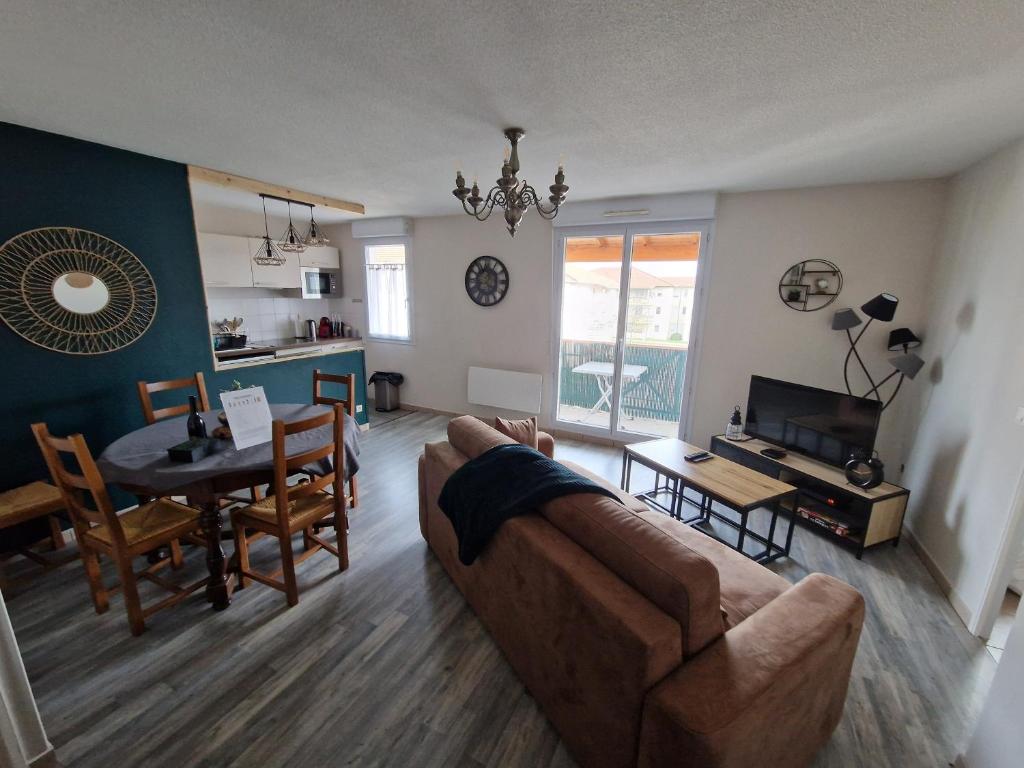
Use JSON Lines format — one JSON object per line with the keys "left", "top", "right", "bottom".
{"left": 558, "top": 339, "right": 688, "bottom": 421}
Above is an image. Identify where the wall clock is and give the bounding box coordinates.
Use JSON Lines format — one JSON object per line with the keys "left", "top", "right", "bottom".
{"left": 0, "top": 227, "right": 157, "bottom": 355}
{"left": 465, "top": 256, "right": 509, "bottom": 306}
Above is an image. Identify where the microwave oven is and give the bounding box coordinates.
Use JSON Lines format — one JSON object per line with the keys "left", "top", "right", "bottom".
{"left": 300, "top": 267, "right": 339, "bottom": 299}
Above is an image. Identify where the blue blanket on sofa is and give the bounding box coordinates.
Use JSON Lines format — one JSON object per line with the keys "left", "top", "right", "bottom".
{"left": 438, "top": 443, "right": 619, "bottom": 565}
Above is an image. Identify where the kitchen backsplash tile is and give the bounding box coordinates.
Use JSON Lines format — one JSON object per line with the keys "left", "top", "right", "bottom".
{"left": 206, "top": 289, "right": 359, "bottom": 342}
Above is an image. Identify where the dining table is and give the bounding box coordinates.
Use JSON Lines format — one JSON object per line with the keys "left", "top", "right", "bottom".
{"left": 97, "top": 403, "right": 361, "bottom": 610}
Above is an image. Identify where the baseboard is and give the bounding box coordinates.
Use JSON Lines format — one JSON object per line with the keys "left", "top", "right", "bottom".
{"left": 28, "top": 745, "right": 60, "bottom": 768}
{"left": 400, "top": 402, "right": 462, "bottom": 418}
{"left": 905, "top": 528, "right": 974, "bottom": 631}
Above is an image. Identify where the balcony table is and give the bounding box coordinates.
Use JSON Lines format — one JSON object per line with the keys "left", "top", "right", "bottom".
{"left": 97, "top": 403, "right": 360, "bottom": 610}
{"left": 571, "top": 361, "right": 648, "bottom": 417}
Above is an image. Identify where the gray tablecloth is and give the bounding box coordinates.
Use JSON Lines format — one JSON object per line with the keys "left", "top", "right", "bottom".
{"left": 97, "top": 404, "right": 360, "bottom": 496}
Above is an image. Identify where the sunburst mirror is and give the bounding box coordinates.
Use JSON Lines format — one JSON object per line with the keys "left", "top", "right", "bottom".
{"left": 0, "top": 227, "right": 157, "bottom": 355}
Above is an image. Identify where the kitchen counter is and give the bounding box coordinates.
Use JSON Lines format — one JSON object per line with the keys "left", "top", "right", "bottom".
{"left": 215, "top": 336, "right": 364, "bottom": 370}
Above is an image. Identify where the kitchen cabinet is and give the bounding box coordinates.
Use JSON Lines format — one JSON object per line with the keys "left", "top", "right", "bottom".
{"left": 248, "top": 238, "right": 301, "bottom": 289}
{"left": 197, "top": 232, "right": 255, "bottom": 287}
{"left": 299, "top": 246, "right": 341, "bottom": 269}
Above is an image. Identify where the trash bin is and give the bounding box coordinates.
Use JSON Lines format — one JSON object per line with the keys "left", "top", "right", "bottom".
{"left": 369, "top": 371, "right": 404, "bottom": 412}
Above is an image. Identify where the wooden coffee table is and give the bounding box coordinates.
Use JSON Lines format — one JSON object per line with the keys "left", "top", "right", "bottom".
{"left": 621, "top": 438, "right": 798, "bottom": 562}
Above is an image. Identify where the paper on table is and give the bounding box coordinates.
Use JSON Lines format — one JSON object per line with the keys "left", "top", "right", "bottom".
{"left": 220, "top": 387, "right": 273, "bottom": 450}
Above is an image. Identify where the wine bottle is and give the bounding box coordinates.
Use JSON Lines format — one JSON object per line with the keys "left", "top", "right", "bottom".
{"left": 187, "top": 395, "right": 207, "bottom": 439}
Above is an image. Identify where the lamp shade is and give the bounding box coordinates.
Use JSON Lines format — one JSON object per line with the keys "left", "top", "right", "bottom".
{"left": 861, "top": 293, "right": 899, "bottom": 322}
{"left": 831, "top": 308, "right": 863, "bottom": 331}
{"left": 890, "top": 352, "right": 925, "bottom": 380}
{"left": 887, "top": 328, "right": 921, "bottom": 351}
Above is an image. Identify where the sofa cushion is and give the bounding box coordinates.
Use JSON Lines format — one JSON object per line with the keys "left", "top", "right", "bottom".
{"left": 494, "top": 415, "right": 539, "bottom": 449}
{"left": 633, "top": 509, "right": 792, "bottom": 629}
{"left": 447, "top": 414, "right": 515, "bottom": 459}
{"left": 540, "top": 493, "right": 724, "bottom": 657}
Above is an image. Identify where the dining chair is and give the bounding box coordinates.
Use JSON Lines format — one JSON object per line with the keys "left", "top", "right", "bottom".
{"left": 137, "top": 372, "right": 261, "bottom": 504}
{"left": 136, "top": 372, "right": 210, "bottom": 424}
{"left": 31, "top": 422, "right": 207, "bottom": 636}
{"left": 0, "top": 481, "right": 76, "bottom": 587}
{"left": 312, "top": 368, "right": 358, "bottom": 508}
{"left": 230, "top": 404, "right": 348, "bottom": 607}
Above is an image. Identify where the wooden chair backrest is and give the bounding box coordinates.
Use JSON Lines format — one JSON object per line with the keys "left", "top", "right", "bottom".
{"left": 137, "top": 372, "right": 210, "bottom": 424}
{"left": 312, "top": 369, "right": 356, "bottom": 418}
{"left": 30, "top": 422, "right": 127, "bottom": 549}
{"left": 271, "top": 405, "right": 346, "bottom": 530}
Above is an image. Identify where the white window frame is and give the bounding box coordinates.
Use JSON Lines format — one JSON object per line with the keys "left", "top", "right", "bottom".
{"left": 362, "top": 236, "right": 414, "bottom": 344}
{"left": 549, "top": 220, "right": 714, "bottom": 443}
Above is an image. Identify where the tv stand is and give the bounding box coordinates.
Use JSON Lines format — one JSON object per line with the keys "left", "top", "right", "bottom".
{"left": 711, "top": 435, "right": 909, "bottom": 559}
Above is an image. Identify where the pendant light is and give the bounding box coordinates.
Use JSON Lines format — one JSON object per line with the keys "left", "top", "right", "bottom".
{"left": 277, "top": 201, "right": 307, "bottom": 253}
{"left": 304, "top": 206, "right": 330, "bottom": 247}
{"left": 253, "top": 196, "right": 287, "bottom": 266}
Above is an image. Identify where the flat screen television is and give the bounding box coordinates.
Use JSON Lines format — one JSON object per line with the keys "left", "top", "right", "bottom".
{"left": 743, "top": 376, "right": 881, "bottom": 468}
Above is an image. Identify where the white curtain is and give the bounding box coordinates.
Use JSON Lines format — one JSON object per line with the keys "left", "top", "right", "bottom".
{"left": 366, "top": 264, "right": 409, "bottom": 339}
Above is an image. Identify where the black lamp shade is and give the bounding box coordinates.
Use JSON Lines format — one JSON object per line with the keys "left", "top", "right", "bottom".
{"left": 861, "top": 293, "right": 899, "bottom": 322}
{"left": 890, "top": 352, "right": 925, "bottom": 380}
{"left": 887, "top": 328, "right": 921, "bottom": 351}
{"left": 831, "top": 308, "right": 862, "bottom": 331}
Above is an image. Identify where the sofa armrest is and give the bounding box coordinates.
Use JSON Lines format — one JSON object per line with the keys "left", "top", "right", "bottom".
{"left": 538, "top": 430, "right": 555, "bottom": 458}
{"left": 637, "top": 573, "right": 864, "bottom": 768}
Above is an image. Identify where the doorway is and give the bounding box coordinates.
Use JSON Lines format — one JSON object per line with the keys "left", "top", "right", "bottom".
{"left": 552, "top": 221, "right": 711, "bottom": 441}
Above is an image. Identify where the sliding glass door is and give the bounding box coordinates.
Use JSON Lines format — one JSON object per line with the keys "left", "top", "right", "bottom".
{"left": 554, "top": 222, "right": 709, "bottom": 441}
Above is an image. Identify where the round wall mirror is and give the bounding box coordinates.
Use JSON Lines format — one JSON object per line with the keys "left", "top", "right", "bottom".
{"left": 778, "top": 259, "right": 843, "bottom": 312}
{"left": 52, "top": 272, "right": 111, "bottom": 314}
{"left": 0, "top": 227, "right": 157, "bottom": 355}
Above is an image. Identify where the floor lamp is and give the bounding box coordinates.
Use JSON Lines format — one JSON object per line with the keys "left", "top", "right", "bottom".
{"left": 832, "top": 293, "right": 924, "bottom": 411}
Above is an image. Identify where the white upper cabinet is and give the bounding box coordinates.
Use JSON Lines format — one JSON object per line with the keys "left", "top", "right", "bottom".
{"left": 299, "top": 245, "right": 341, "bottom": 269}
{"left": 248, "top": 238, "right": 301, "bottom": 289}
{"left": 197, "top": 232, "right": 254, "bottom": 287}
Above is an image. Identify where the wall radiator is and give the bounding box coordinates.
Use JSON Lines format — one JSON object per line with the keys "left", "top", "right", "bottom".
{"left": 467, "top": 367, "right": 543, "bottom": 414}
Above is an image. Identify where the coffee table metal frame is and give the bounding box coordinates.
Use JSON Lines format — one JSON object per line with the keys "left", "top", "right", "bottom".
{"left": 621, "top": 447, "right": 797, "bottom": 563}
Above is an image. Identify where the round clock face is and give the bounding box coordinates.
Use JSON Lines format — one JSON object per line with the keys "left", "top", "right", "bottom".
{"left": 465, "top": 256, "right": 509, "bottom": 306}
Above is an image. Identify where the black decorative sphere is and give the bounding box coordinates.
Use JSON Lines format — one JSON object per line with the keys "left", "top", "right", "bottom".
{"left": 465, "top": 256, "right": 509, "bottom": 306}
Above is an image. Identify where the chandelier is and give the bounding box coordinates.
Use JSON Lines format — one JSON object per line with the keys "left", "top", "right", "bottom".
{"left": 453, "top": 128, "right": 568, "bottom": 237}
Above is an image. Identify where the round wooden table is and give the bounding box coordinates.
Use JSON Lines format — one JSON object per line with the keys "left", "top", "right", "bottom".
{"left": 97, "top": 404, "right": 361, "bottom": 610}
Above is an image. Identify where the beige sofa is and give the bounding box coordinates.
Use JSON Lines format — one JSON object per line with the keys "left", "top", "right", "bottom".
{"left": 418, "top": 416, "right": 864, "bottom": 768}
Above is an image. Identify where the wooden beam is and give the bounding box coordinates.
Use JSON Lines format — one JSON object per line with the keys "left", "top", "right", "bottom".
{"left": 187, "top": 165, "right": 365, "bottom": 215}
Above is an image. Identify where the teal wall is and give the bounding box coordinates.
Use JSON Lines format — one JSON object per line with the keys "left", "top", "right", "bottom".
{"left": 0, "top": 122, "right": 366, "bottom": 545}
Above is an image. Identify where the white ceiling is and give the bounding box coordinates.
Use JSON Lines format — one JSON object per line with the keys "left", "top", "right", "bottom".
{"left": 4, "top": 1, "right": 1024, "bottom": 218}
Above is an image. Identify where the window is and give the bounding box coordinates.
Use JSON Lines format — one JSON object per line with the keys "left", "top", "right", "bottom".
{"left": 363, "top": 239, "right": 412, "bottom": 342}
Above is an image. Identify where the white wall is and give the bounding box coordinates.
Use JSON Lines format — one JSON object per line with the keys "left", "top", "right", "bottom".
{"left": 326, "top": 215, "right": 555, "bottom": 423}
{"left": 0, "top": 590, "right": 51, "bottom": 768}
{"left": 962, "top": 605, "right": 1024, "bottom": 767}
{"left": 327, "top": 180, "right": 948, "bottom": 452}
{"left": 901, "top": 138, "right": 1024, "bottom": 629}
{"left": 687, "top": 181, "right": 948, "bottom": 470}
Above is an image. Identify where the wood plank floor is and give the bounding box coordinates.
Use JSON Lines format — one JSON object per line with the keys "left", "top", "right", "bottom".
{"left": 4, "top": 412, "right": 996, "bottom": 767}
